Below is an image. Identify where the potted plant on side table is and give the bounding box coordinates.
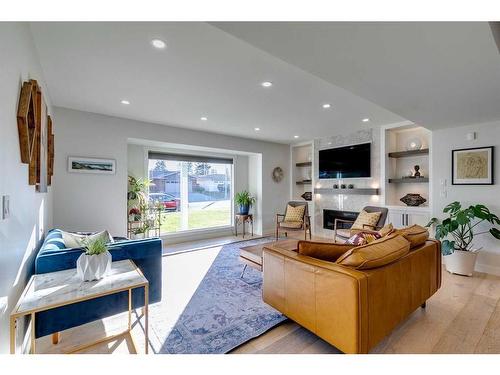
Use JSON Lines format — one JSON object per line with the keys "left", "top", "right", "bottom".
{"left": 76, "top": 237, "right": 112, "bottom": 281}
{"left": 427, "top": 201, "right": 500, "bottom": 276}
{"left": 235, "top": 190, "right": 256, "bottom": 215}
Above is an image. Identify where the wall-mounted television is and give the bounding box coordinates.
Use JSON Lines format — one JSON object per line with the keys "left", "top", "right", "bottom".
{"left": 319, "top": 142, "right": 371, "bottom": 179}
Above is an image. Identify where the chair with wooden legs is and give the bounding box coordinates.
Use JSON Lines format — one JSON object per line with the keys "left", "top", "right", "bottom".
{"left": 276, "top": 201, "right": 311, "bottom": 240}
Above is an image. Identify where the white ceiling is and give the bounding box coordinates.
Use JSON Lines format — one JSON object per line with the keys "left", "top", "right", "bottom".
{"left": 29, "top": 22, "right": 404, "bottom": 144}
{"left": 213, "top": 22, "right": 500, "bottom": 130}
{"left": 29, "top": 22, "right": 500, "bottom": 145}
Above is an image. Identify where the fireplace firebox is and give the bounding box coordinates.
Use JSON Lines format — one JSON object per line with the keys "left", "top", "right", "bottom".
{"left": 323, "top": 209, "right": 359, "bottom": 230}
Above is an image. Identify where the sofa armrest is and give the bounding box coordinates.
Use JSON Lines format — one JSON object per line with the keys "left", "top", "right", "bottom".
{"left": 262, "top": 245, "right": 369, "bottom": 354}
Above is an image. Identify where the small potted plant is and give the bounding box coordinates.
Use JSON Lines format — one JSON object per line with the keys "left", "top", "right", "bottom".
{"left": 235, "top": 190, "right": 256, "bottom": 215}
{"left": 129, "top": 207, "right": 141, "bottom": 222}
{"left": 76, "top": 237, "right": 112, "bottom": 281}
{"left": 427, "top": 201, "right": 500, "bottom": 276}
{"left": 132, "top": 222, "right": 150, "bottom": 239}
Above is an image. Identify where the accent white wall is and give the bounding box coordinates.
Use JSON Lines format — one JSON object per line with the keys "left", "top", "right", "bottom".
{"left": 0, "top": 23, "right": 53, "bottom": 354}
{"left": 432, "top": 120, "right": 500, "bottom": 275}
{"left": 53, "top": 107, "right": 290, "bottom": 237}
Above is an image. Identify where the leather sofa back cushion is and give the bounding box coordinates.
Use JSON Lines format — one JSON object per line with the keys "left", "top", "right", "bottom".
{"left": 298, "top": 241, "right": 356, "bottom": 262}
{"left": 393, "top": 224, "right": 429, "bottom": 249}
{"left": 336, "top": 234, "right": 410, "bottom": 270}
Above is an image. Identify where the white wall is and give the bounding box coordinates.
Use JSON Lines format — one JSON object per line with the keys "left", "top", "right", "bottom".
{"left": 53, "top": 107, "right": 290, "bottom": 237}
{"left": 0, "top": 23, "right": 53, "bottom": 353}
{"left": 432, "top": 120, "right": 500, "bottom": 275}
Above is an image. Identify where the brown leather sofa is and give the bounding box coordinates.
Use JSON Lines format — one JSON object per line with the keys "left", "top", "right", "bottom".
{"left": 262, "top": 232, "right": 441, "bottom": 354}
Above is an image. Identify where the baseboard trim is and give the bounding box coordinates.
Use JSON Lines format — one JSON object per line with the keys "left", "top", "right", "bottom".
{"left": 475, "top": 262, "right": 500, "bottom": 276}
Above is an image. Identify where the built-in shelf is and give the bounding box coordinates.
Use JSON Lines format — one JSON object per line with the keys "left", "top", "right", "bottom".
{"left": 295, "top": 161, "right": 312, "bottom": 167}
{"left": 314, "top": 188, "right": 379, "bottom": 195}
{"left": 388, "top": 178, "right": 429, "bottom": 183}
{"left": 388, "top": 148, "right": 429, "bottom": 158}
{"left": 296, "top": 180, "right": 312, "bottom": 185}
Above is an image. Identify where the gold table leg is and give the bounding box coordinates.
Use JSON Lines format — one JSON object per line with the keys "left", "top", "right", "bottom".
{"left": 10, "top": 316, "right": 16, "bottom": 354}
{"left": 128, "top": 288, "right": 132, "bottom": 331}
{"left": 31, "top": 312, "right": 36, "bottom": 354}
{"left": 144, "top": 285, "right": 149, "bottom": 354}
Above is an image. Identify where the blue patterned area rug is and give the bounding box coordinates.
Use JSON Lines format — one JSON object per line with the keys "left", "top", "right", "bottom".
{"left": 150, "top": 237, "right": 288, "bottom": 354}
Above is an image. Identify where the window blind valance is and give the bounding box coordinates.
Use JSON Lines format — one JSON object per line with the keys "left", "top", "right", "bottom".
{"left": 148, "top": 151, "right": 233, "bottom": 165}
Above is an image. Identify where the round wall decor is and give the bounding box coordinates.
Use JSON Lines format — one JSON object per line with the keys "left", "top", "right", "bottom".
{"left": 272, "top": 167, "right": 284, "bottom": 183}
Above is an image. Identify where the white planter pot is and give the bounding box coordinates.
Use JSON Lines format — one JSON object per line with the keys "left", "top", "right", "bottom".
{"left": 76, "top": 251, "right": 112, "bottom": 281}
{"left": 445, "top": 250, "right": 478, "bottom": 277}
{"left": 131, "top": 233, "right": 145, "bottom": 240}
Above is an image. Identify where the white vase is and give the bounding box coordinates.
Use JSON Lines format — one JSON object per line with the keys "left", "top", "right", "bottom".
{"left": 445, "top": 250, "right": 478, "bottom": 277}
{"left": 76, "top": 251, "right": 112, "bottom": 281}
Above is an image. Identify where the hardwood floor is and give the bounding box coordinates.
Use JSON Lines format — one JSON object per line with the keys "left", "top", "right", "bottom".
{"left": 35, "top": 234, "right": 500, "bottom": 354}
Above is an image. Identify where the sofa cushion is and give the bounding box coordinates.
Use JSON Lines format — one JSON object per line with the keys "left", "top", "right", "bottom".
{"left": 280, "top": 221, "right": 303, "bottom": 229}
{"left": 393, "top": 224, "right": 429, "bottom": 249}
{"left": 298, "top": 241, "right": 355, "bottom": 262}
{"left": 284, "top": 204, "right": 305, "bottom": 222}
{"left": 351, "top": 210, "right": 381, "bottom": 230}
{"left": 62, "top": 230, "right": 114, "bottom": 249}
{"left": 378, "top": 223, "right": 395, "bottom": 237}
{"left": 336, "top": 234, "right": 410, "bottom": 270}
{"left": 41, "top": 229, "right": 66, "bottom": 252}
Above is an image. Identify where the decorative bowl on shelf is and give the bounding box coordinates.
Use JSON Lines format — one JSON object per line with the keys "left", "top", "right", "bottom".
{"left": 301, "top": 192, "right": 312, "bottom": 201}
{"left": 400, "top": 193, "right": 426, "bottom": 207}
{"left": 406, "top": 137, "right": 422, "bottom": 151}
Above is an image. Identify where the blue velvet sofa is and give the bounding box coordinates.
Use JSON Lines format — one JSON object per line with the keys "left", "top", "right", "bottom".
{"left": 34, "top": 229, "right": 162, "bottom": 338}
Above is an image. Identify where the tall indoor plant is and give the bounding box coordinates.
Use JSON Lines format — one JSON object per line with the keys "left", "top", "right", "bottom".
{"left": 427, "top": 201, "right": 500, "bottom": 276}
{"left": 235, "top": 190, "right": 256, "bottom": 215}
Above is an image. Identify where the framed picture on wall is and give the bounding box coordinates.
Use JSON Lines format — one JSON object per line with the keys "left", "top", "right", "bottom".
{"left": 68, "top": 157, "right": 116, "bottom": 174}
{"left": 452, "top": 146, "right": 494, "bottom": 185}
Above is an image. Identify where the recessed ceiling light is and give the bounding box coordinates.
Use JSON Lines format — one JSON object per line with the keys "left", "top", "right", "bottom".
{"left": 322, "top": 103, "right": 331, "bottom": 109}
{"left": 328, "top": 142, "right": 332, "bottom": 145}
{"left": 200, "top": 116, "right": 208, "bottom": 121}
{"left": 120, "top": 100, "right": 130, "bottom": 105}
{"left": 151, "top": 39, "right": 166, "bottom": 49}
{"left": 362, "top": 118, "right": 370, "bottom": 122}
{"left": 254, "top": 127, "right": 260, "bottom": 131}
{"left": 261, "top": 81, "right": 273, "bottom": 88}
{"left": 294, "top": 135, "right": 299, "bottom": 139}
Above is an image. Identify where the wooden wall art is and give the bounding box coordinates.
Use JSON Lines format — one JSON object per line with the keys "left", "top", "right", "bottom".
{"left": 16, "top": 79, "right": 54, "bottom": 190}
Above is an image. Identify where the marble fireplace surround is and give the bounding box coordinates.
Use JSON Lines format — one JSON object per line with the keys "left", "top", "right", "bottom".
{"left": 313, "top": 128, "right": 381, "bottom": 239}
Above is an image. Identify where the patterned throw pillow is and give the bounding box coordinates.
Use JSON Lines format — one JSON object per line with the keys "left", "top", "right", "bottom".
{"left": 351, "top": 210, "right": 382, "bottom": 230}
{"left": 345, "top": 231, "right": 382, "bottom": 246}
{"left": 284, "top": 204, "right": 306, "bottom": 222}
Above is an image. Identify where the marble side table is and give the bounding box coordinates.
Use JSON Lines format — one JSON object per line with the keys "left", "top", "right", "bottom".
{"left": 10, "top": 259, "right": 149, "bottom": 354}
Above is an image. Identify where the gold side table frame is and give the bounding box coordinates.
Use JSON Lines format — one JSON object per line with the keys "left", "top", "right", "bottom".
{"left": 10, "top": 260, "right": 149, "bottom": 354}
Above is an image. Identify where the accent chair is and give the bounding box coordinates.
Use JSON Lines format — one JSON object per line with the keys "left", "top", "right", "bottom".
{"left": 276, "top": 201, "right": 311, "bottom": 240}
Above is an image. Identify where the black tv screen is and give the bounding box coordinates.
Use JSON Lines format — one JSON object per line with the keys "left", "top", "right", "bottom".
{"left": 319, "top": 142, "right": 371, "bottom": 179}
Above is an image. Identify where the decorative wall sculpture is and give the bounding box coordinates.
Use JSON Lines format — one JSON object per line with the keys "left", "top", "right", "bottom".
{"left": 16, "top": 79, "right": 54, "bottom": 190}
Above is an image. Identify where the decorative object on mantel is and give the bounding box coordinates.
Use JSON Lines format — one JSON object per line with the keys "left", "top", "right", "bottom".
{"left": 427, "top": 201, "right": 500, "bottom": 276}
{"left": 400, "top": 193, "right": 427, "bottom": 207}
{"left": 271, "top": 166, "right": 284, "bottom": 183}
{"left": 301, "top": 191, "right": 312, "bottom": 201}
{"left": 76, "top": 236, "right": 112, "bottom": 281}
{"left": 452, "top": 146, "right": 494, "bottom": 185}
{"left": 17, "top": 79, "right": 53, "bottom": 190}
{"left": 406, "top": 137, "right": 423, "bottom": 151}
{"left": 348, "top": 184, "right": 354, "bottom": 189}
{"left": 68, "top": 157, "right": 116, "bottom": 174}
{"left": 333, "top": 184, "right": 339, "bottom": 189}
{"left": 340, "top": 184, "right": 346, "bottom": 189}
